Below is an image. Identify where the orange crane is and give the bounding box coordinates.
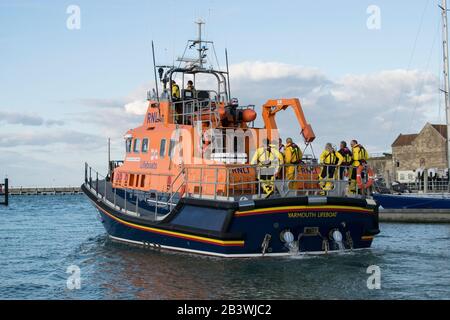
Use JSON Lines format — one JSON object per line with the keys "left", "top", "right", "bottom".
{"left": 261, "top": 98, "right": 316, "bottom": 143}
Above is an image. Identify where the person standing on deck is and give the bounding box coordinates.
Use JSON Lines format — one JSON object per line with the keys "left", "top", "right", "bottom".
{"left": 250, "top": 139, "right": 284, "bottom": 197}
{"left": 284, "top": 138, "right": 303, "bottom": 189}
{"left": 171, "top": 80, "right": 180, "bottom": 100}
{"left": 338, "top": 141, "right": 352, "bottom": 180}
{"left": 319, "top": 143, "right": 344, "bottom": 193}
{"left": 186, "top": 80, "right": 195, "bottom": 92}
{"left": 171, "top": 80, "right": 182, "bottom": 123}
{"left": 349, "top": 140, "right": 369, "bottom": 194}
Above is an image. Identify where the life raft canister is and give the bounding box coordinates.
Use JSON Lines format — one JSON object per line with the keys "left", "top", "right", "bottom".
{"left": 356, "top": 165, "right": 374, "bottom": 189}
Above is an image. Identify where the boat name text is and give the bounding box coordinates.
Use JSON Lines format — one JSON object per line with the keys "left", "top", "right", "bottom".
{"left": 288, "top": 212, "right": 337, "bottom": 218}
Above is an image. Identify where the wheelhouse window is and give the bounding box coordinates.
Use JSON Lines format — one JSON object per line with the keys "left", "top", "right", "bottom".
{"left": 168, "top": 139, "right": 176, "bottom": 158}
{"left": 125, "top": 138, "right": 132, "bottom": 153}
{"left": 142, "top": 138, "right": 149, "bottom": 153}
{"left": 133, "top": 139, "right": 141, "bottom": 153}
{"left": 160, "top": 139, "right": 166, "bottom": 158}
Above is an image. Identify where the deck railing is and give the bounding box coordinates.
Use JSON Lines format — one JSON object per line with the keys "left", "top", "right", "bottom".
{"left": 181, "top": 163, "right": 369, "bottom": 200}
{"left": 85, "top": 161, "right": 371, "bottom": 216}
{"left": 171, "top": 98, "right": 219, "bottom": 125}
{"left": 84, "top": 163, "right": 176, "bottom": 220}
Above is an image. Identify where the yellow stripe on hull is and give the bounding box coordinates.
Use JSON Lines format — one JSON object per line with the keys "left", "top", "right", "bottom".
{"left": 96, "top": 204, "right": 244, "bottom": 247}
{"left": 235, "top": 205, "right": 374, "bottom": 216}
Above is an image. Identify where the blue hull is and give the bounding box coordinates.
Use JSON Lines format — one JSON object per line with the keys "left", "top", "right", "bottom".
{"left": 373, "top": 193, "right": 450, "bottom": 209}
{"left": 83, "top": 185, "right": 380, "bottom": 257}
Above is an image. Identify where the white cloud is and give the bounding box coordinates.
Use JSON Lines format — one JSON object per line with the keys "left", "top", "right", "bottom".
{"left": 228, "top": 61, "right": 441, "bottom": 153}
{"left": 230, "top": 61, "right": 326, "bottom": 82}
{"left": 124, "top": 100, "right": 148, "bottom": 115}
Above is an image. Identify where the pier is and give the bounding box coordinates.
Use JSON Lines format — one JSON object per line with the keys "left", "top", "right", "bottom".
{"left": 379, "top": 208, "right": 450, "bottom": 223}
{"left": 8, "top": 186, "right": 82, "bottom": 196}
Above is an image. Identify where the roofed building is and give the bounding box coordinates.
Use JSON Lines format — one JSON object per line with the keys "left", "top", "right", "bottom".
{"left": 392, "top": 123, "right": 447, "bottom": 172}
{"left": 368, "top": 123, "right": 448, "bottom": 184}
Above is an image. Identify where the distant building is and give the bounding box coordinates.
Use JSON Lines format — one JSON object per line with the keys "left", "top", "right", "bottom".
{"left": 368, "top": 123, "right": 448, "bottom": 184}
{"left": 368, "top": 153, "right": 394, "bottom": 184}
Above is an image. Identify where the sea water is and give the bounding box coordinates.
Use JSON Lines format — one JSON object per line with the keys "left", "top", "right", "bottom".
{"left": 1, "top": 195, "right": 450, "bottom": 299}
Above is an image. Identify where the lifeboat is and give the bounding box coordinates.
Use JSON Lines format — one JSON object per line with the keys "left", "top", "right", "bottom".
{"left": 81, "top": 22, "right": 379, "bottom": 257}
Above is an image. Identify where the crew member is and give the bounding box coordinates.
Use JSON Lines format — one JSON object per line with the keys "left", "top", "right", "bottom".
{"left": 319, "top": 143, "right": 344, "bottom": 193}
{"left": 171, "top": 80, "right": 180, "bottom": 100}
{"left": 186, "top": 80, "right": 195, "bottom": 92}
{"left": 171, "top": 80, "right": 182, "bottom": 123}
{"left": 338, "top": 141, "right": 352, "bottom": 180}
{"left": 284, "top": 137, "right": 303, "bottom": 189}
{"left": 349, "top": 139, "right": 369, "bottom": 194}
{"left": 250, "top": 139, "right": 284, "bottom": 197}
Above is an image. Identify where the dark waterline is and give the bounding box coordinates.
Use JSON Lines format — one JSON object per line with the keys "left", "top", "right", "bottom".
{"left": 1, "top": 195, "right": 450, "bottom": 299}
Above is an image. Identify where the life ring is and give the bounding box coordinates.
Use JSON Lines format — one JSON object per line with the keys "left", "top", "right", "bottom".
{"left": 356, "top": 165, "right": 374, "bottom": 189}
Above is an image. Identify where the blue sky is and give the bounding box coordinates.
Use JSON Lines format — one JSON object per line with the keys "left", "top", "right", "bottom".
{"left": 0, "top": 0, "right": 446, "bottom": 186}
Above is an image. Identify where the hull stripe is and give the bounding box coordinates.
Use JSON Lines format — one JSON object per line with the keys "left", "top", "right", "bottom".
{"left": 235, "top": 205, "right": 374, "bottom": 217}
{"left": 95, "top": 203, "right": 244, "bottom": 247}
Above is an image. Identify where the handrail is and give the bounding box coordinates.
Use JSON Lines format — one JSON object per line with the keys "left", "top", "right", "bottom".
{"left": 181, "top": 163, "right": 368, "bottom": 199}
{"left": 167, "top": 167, "right": 187, "bottom": 210}
{"left": 171, "top": 98, "right": 220, "bottom": 125}
{"left": 84, "top": 161, "right": 371, "bottom": 220}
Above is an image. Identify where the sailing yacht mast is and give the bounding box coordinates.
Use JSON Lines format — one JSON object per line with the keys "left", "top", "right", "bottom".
{"left": 441, "top": 0, "right": 450, "bottom": 169}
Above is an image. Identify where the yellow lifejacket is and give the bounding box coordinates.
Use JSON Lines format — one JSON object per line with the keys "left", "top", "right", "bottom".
{"left": 352, "top": 145, "right": 369, "bottom": 167}
{"left": 172, "top": 84, "right": 180, "bottom": 99}
{"left": 285, "top": 143, "right": 302, "bottom": 165}
{"left": 251, "top": 145, "right": 284, "bottom": 170}
{"left": 320, "top": 150, "right": 344, "bottom": 166}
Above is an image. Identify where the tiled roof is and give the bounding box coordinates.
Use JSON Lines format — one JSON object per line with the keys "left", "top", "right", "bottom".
{"left": 392, "top": 124, "right": 447, "bottom": 147}
{"left": 431, "top": 124, "right": 447, "bottom": 139}
{"left": 391, "top": 134, "right": 418, "bottom": 147}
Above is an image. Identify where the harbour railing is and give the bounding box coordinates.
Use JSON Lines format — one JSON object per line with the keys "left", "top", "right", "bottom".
{"left": 398, "top": 180, "right": 450, "bottom": 194}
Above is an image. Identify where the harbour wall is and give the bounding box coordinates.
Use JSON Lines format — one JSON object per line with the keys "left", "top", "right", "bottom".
{"left": 379, "top": 209, "right": 450, "bottom": 223}
{"left": 9, "top": 187, "right": 82, "bottom": 195}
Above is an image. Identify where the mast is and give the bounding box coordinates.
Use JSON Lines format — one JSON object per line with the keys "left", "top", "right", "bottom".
{"left": 441, "top": 0, "right": 450, "bottom": 170}
{"left": 152, "top": 41, "right": 160, "bottom": 102}
{"left": 196, "top": 19, "right": 205, "bottom": 68}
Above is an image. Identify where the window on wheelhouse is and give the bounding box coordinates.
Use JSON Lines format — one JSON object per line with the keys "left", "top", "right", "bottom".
{"left": 160, "top": 139, "right": 166, "bottom": 158}
{"left": 125, "top": 138, "right": 132, "bottom": 153}
{"left": 168, "top": 139, "right": 176, "bottom": 159}
{"left": 133, "top": 139, "right": 141, "bottom": 153}
{"left": 142, "top": 138, "right": 149, "bottom": 153}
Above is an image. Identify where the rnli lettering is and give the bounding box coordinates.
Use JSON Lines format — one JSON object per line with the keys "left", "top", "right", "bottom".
{"left": 147, "top": 111, "right": 160, "bottom": 124}
{"left": 231, "top": 167, "right": 250, "bottom": 174}
{"left": 140, "top": 161, "right": 157, "bottom": 169}
{"left": 288, "top": 212, "right": 337, "bottom": 218}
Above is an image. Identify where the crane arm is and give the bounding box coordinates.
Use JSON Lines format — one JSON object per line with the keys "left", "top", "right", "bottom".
{"left": 261, "top": 98, "right": 316, "bottom": 143}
